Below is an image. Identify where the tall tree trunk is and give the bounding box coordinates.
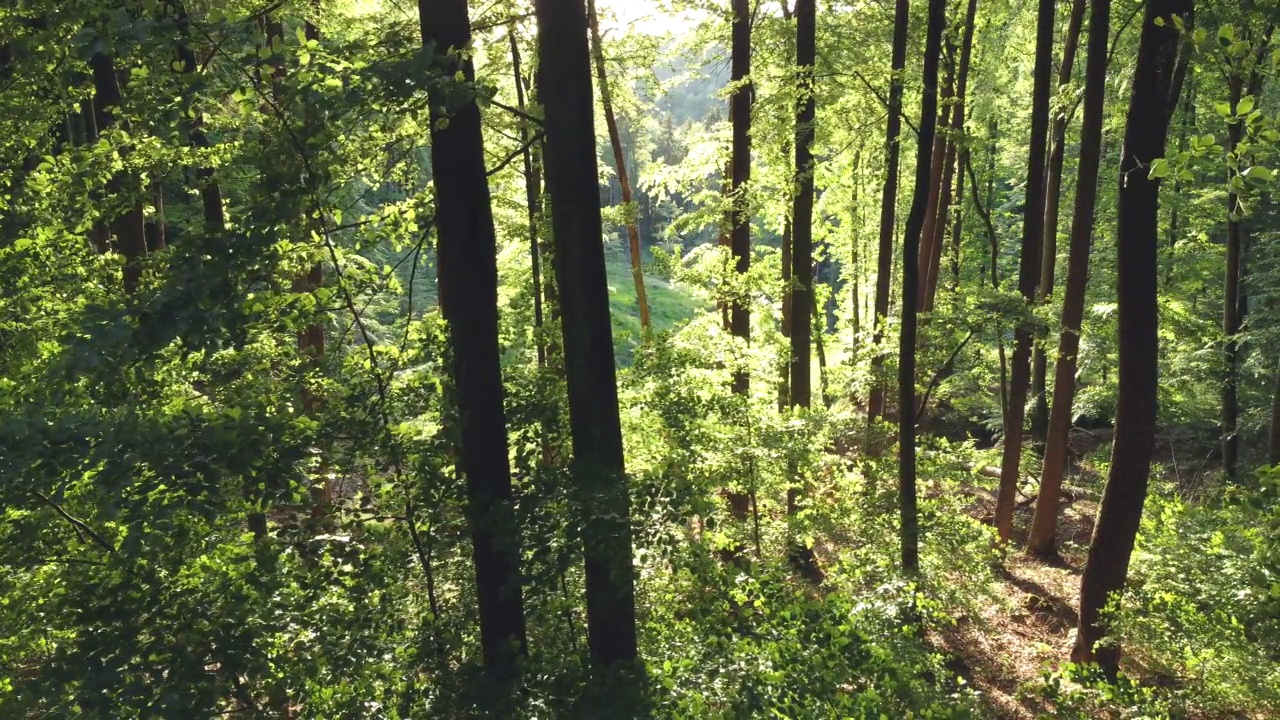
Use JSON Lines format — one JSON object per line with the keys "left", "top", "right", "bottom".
{"left": 899, "top": 0, "right": 948, "bottom": 574}
{"left": 587, "top": 0, "right": 651, "bottom": 334}
{"left": 851, "top": 151, "right": 863, "bottom": 341}
{"left": 730, "top": 0, "right": 753, "bottom": 395}
{"left": 297, "top": 16, "right": 325, "bottom": 416}
{"left": 1270, "top": 356, "right": 1280, "bottom": 467}
{"left": 1031, "top": 0, "right": 1089, "bottom": 441}
{"left": 994, "top": 0, "right": 1056, "bottom": 544}
{"left": 90, "top": 51, "right": 148, "bottom": 293}
{"left": 1072, "top": 0, "right": 1191, "bottom": 673}
{"left": 868, "top": 0, "right": 911, "bottom": 423}
{"left": 787, "top": 0, "right": 817, "bottom": 572}
{"left": 790, "top": 0, "right": 816, "bottom": 416}
{"left": 419, "top": 0, "right": 529, "bottom": 679}
{"left": 510, "top": 30, "right": 546, "bottom": 368}
{"left": 946, "top": 0, "right": 979, "bottom": 300}
{"left": 173, "top": 5, "right": 226, "bottom": 238}
{"left": 916, "top": 44, "right": 953, "bottom": 309}
{"left": 534, "top": 0, "right": 639, "bottom": 667}
{"left": 1028, "top": 0, "right": 1110, "bottom": 558}
{"left": 1222, "top": 74, "right": 1244, "bottom": 484}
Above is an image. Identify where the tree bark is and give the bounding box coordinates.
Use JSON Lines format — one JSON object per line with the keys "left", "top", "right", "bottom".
{"left": 868, "top": 0, "right": 911, "bottom": 423}
{"left": 995, "top": 0, "right": 1056, "bottom": 544}
{"left": 1072, "top": 0, "right": 1191, "bottom": 673}
{"left": 419, "top": 0, "right": 529, "bottom": 678}
{"left": 510, "top": 30, "right": 546, "bottom": 368}
{"left": 1270, "top": 356, "right": 1280, "bottom": 467}
{"left": 1030, "top": 0, "right": 1088, "bottom": 441}
{"left": 587, "top": 0, "right": 651, "bottom": 334}
{"left": 730, "top": 0, "right": 753, "bottom": 395}
{"left": 790, "top": 0, "right": 816, "bottom": 415}
{"left": 1222, "top": 74, "right": 1244, "bottom": 484}
{"left": 916, "top": 44, "right": 953, "bottom": 309}
{"left": 1028, "top": 0, "right": 1110, "bottom": 558}
{"left": 534, "top": 0, "right": 639, "bottom": 667}
{"left": 899, "top": 0, "right": 948, "bottom": 574}
{"left": 90, "top": 51, "right": 148, "bottom": 293}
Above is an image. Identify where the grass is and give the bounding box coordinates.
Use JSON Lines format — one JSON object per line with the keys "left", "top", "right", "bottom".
{"left": 604, "top": 252, "right": 705, "bottom": 363}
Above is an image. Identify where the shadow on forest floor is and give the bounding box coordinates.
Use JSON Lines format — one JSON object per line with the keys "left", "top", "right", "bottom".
{"left": 928, "top": 475, "right": 1100, "bottom": 719}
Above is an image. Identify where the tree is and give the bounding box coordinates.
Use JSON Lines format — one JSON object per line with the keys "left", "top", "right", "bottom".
{"left": 1221, "top": 22, "right": 1274, "bottom": 482}
{"left": 1029, "top": 0, "right": 1088, "bottom": 440}
{"left": 868, "top": 0, "right": 911, "bottom": 423}
{"left": 730, "top": 0, "right": 753, "bottom": 395}
{"left": 994, "top": 0, "right": 1056, "bottom": 544}
{"left": 419, "top": 0, "right": 528, "bottom": 678}
{"left": 1072, "top": 0, "right": 1193, "bottom": 672}
{"left": 587, "top": 0, "right": 651, "bottom": 334}
{"left": 900, "top": 0, "right": 948, "bottom": 573}
{"left": 1028, "top": 0, "right": 1110, "bottom": 558}
{"left": 509, "top": 29, "right": 546, "bottom": 368}
{"left": 89, "top": 49, "right": 148, "bottom": 293}
{"left": 916, "top": 39, "right": 953, "bottom": 311}
{"left": 534, "top": 0, "right": 639, "bottom": 667}
{"left": 789, "top": 0, "right": 816, "bottom": 417}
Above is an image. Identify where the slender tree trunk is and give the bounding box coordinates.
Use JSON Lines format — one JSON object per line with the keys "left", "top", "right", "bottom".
{"left": 419, "top": 0, "right": 529, "bottom": 679}
{"left": 534, "top": 0, "right": 639, "bottom": 667}
{"left": 995, "top": 0, "right": 1056, "bottom": 544}
{"left": 780, "top": 213, "right": 793, "bottom": 410}
{"left": 730, "top": 0, "right": 753, "bottom": 395}
{"left": 1072, "top": 0, "right": 1191, "bottom": 673}
{"left": 1270, "top": 356, "right": 1280, "bottom": 466}
{"left": 173, "top": 6, "right": 226, "bottom": 238}
{"left": 868, "top": 0, "right": 911, "bottom": 423}
{"left": 851, "top": 152, "right": 863, "bottom": 341}
{"left": 787, "top": 0, "right": 817, "bottom": 573}
{"left": 587, "top": 0, "right": 651, "bottom": 334}
{"left": 1028, "top": 0, "right": 1110, "bottom": 558}
{"left": 1030, "top": 0, "right": 1088, "bottom": 441}
{"left": 1222, "top": 74, "right": 1244, "bottom": 483}
{"left": 297, "top": 16, "right": 325, "bottom": 416}
{"left": 948, "top": 149, "right": 966, "bottom": 294}
{"left": 790, "top": 0, "right": 815, "bottom": 416}
{"left": 916, "top": 45, "right": 953, "bottom": 308}
{"left": 900, "top": 0, "right": 948, "bottom": 574}
{"left": 90, "top": 51, "right": 148, "bottom": 294}
{"left": 510, "top": 30, "right": 546, "bottom": 368}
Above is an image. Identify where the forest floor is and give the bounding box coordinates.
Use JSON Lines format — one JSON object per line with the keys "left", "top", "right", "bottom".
{"left": 931, "top": 492, "right": 1099, "bottom": 719}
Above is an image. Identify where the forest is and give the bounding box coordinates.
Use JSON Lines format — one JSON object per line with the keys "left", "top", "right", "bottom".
{"left": 2, "top": 0, "right": 1279, "bottom": 716}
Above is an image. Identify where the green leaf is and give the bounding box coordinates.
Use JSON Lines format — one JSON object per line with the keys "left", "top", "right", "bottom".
{"left": 1148, "top": 158, "right": 1172, "bottom": 179}
{"left": 1218, "top": 24, "right": 1236, "bottom": 45}
{"left": 1237, "top": 95, "right": 1256, "bottom": 115}
{"left": 1242, "top": 165, "right": 1273, "bottom": 182}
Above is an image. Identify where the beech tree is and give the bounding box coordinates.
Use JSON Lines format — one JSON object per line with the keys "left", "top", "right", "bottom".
{"left": 994, "top": 0, "right": 1056, "bottom": 544}
{"left": 535, "top": 0, "right": 639, "bottom": 667}
{"left": 1028, "top": 0, "right": 1111, "bottom": 558}
{"left": 419, "top": 0, "right": 528, "bottom": 678}
{"left": 1072, "top": 0, "right": 1193, "bottom": 672}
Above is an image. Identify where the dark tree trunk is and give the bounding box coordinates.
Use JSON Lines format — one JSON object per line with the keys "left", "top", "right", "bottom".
{"left": 1270, "top": 356, "right": 1280, "bottom": 467}
{"left": 899, "top": 0, "right": 948, "bottom": 574}
{"left": 787, "top": 0, "right": 817, "bottom": 574}
{"left": 588, "top": 0, "right": 651, "bottom": 334}
{"left": 1029, "top": 0, "right": 1110, "bottom": 558}
{"left": 995, "top": 0, "right": 1056, "bottom": 544}
{"left": 90, "top": 51, "right": 148, "bottom": 293}
{"left": 534, "top": 0, "right": 639, "bottom": 667}
{"left": 868, "top": 0, "right": 910, "bottom": 424}
{"left": 173, "top": 6, "right": 226, "bottom": 238}
{"left": 790, "top": 0, "right": 815, "bottom": 415}
{"left": 1223, "top": 74, "right": 1244, "bottom": 484}
{"left": 419, "top": 0, "right": 529, "bottom": 678}
{"left": 919, "top": 38, "right": 956, "bottom": 312}
{"left": 916, "top": 44, "right": 953, "bottom": 310}
{"left": 297, "top": 17, "right": 325, "bottom": 419}
{"left": 1072, "top": 0, "right": 1192, "bottom": 674}
{"left": 1030, "top": 0, "right": 1088, "bottom": 441}
{"left": 510, "top": 30, "right": 546, "bottom": 368}
{"left": 730, "top": 0, "right": 753, "bottom": 395}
